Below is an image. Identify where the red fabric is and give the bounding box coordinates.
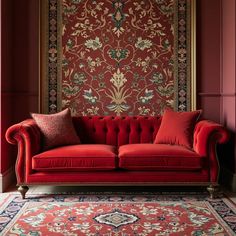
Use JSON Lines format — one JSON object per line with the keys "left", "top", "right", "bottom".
{"left": 26, "top": 170, "right": 209, "bottom": 183}
{"left": 193, "top": 120, "right": 230, "bottom": 182}
{"left": 31, "top": 109, "right": 80, "bottom": 150}
{"left": 32, "top": 145, "right": 117, "bottom": 171}
{"left": 5, "top": 115, "right": 229, "bottom": 186}
{"left": 5, "top": 119, "right": 41, "bottom": 184}
{"left": 154, "top": 109, "right": 202, "bottom": 148}
{"left": 73, "top": 116, "right": 161, "bottom": 146}
{"left": 119, "top": 144, "right": 205, "bottom": 171}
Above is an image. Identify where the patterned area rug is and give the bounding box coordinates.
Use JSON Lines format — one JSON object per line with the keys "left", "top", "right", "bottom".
{"left": 0, "top": 192, "right": 236, "bottom": 235}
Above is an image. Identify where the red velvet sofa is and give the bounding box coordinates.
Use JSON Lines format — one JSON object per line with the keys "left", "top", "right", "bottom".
{"left": 6, "top": 116, "right": 229, "bottom": 199}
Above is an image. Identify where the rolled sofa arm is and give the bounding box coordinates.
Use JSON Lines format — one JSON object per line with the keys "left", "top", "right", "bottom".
{"left": 5, "top": 119, "right": 42, "bottom": 184}
{"left": 193, "top": 120, "right": 230, "bottom": 182}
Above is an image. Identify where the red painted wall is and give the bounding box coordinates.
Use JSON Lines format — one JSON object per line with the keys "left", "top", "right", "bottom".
{"left": 196, "top": 0, "right": 222, "bottom": 122}
{"left": 221, "top": 0, "right": 236, "bottom": 172}
{"left": 11, "top": 0, "right": 39, "bottom": 123}
{"left": 196, "top": 0, "right": 236, "bottom": 173}
{"left": 1, "top": 0, "right": 14, "bottom": 173}
{"left": 1, "top": 0, "right": 236, "bottom": 175}
{"left": 1, "top": 0, "right": 39, "bottom": 174}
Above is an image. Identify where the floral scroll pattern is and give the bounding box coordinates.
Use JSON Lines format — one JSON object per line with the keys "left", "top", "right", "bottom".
{"left": 45, "top": 0, "right": 192, "bottom": 115}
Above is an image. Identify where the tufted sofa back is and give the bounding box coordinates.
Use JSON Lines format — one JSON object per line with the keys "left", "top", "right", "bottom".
{"left": 72, "top": 116, "right": 162, "bottom": 147}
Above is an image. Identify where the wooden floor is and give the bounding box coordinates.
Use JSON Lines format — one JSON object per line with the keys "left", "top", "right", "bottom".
{"left": 3, "top": 184, "right": 236, "bottom": 204}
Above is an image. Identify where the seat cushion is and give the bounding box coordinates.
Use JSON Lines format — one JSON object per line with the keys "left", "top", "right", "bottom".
{"left": 32, "top": 144, "right": 117, "bottom": 171}
{"left": 118, "top": 144, "right": 206, "bottom": 171}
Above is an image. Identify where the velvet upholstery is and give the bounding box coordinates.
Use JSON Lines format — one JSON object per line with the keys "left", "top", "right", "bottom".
{"left": 32, "top": 145, "right": 117, "bottom": 171}
{"left": 72, "top": 116, "right": 161, "bottom": 146}
{"left": 154, "top": 109, "right": 201, "bottom": 148}
{"left": 5, "top": 116, "right": 229, "bottom": 187}
{"left": 118, "top": 144, "right": 206, "bottom": 171}
{"left": 193, "top": 120, "right": 230, "bottom": 182}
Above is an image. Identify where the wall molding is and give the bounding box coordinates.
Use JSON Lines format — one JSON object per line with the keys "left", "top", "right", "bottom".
{"left": 0, "top": 167, "right": 15, "bottom": 193}
{"left": 1, "top": 92, "right": 38, "bottom": 97}
{"left": 220, "top": 93, "right": 236, "bottom": 97}
{"left": 198, "top": 93, "right": 221, "bottom": 97}
{"left": 220, "top": 167, "right": 236, "bottom": 192}
{"left": 198, "top": 92, "right": 236, "bottom": 97}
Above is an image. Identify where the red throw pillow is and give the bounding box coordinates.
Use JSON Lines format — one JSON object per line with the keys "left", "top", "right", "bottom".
{"left": 154, "top": 109, "right": 202, "bottom": 148}
{"left": 31, "top": 108, "right": 80, "bottom": 150}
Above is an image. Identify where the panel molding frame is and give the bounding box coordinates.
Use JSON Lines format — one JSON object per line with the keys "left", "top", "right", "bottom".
{"left": 198, "top": 92, "right": 236, "bottom": 97}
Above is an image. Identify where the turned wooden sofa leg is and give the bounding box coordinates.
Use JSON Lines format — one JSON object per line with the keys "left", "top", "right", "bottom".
{"left": 18, "top": 186, "right": 29, "bottom": 199}
{"left": 207, "top": 184, "right": 219, "bottom": 199}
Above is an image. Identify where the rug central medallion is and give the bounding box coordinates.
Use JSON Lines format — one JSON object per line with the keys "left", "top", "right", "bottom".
{"left": 94, "top": 210, "right": 139, "bottom": 228}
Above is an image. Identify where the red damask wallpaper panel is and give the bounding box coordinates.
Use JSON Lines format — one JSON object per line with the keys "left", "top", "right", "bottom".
{"left": 41, "top": 0, "right": 195, "bottom": 115}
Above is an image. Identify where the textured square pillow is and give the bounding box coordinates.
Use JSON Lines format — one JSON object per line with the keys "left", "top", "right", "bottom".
{"left": 154, "top": 109, "right": 202, "bottom": 148}
{"left": 31, "top": 108, "right": 80, "bottom": 150}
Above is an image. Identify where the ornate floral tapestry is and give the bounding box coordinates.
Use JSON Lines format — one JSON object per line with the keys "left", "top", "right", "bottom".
{"left": 41, "top": 0, "right": 195, "bottom": 115}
